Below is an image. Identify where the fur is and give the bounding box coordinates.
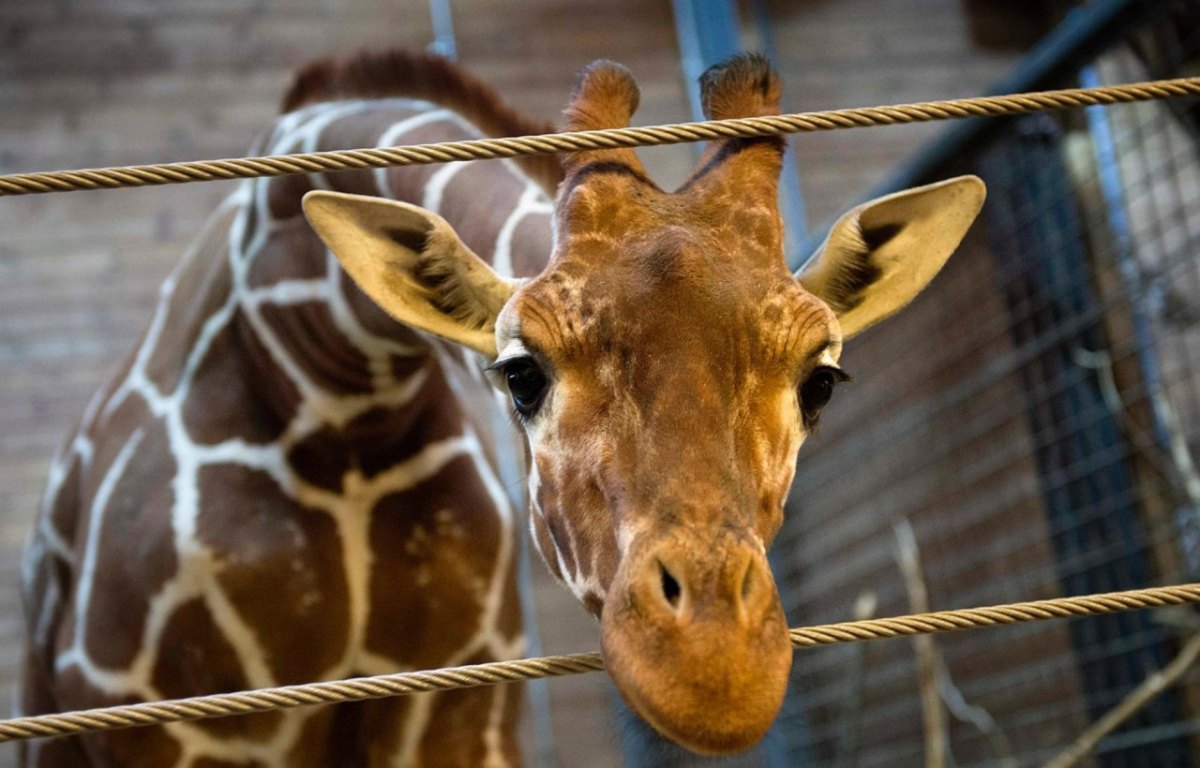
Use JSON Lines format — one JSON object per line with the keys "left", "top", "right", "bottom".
{"left": 819, "top": 219, "right": 882, "bottom": 314}
{"left": 413, "top": 228, "right": 507, "bottom": 333}
{"left": 677, "top": 53, "right": 784, "bottom": 199}
{"left": 558, "top": 60, "right": 647, "bottom": 179}
{"left": 562, "top": 60, "right": 640, "bottom": 132}
{"left": 283, "top": 50, "right": 563, "bottom": 194}
{"left": 698, "top": 53, "right": 781, "bottom": 121}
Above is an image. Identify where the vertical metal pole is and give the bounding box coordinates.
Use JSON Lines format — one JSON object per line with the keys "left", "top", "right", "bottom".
{"left": 671, "top": 0, "right": 809, "bottom": 267}
{"left": 747, "top": 0, "right": 810, "bottom": 269}
{"left": 671, "top": 0, "right": 740, "bottom": 123}
{"left": 1080, "top": 64, "right": 1200, "bottom": 567}
{"left": 427, "top": 0, "right": 458, "bottom": 60}
{"left": 1079, "top": 65, "right": 1168, "bottom": 441}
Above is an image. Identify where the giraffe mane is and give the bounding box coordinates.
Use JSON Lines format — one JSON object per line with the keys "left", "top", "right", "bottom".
{"left": 282, "top": 50, "right": 564, "bottom": 193}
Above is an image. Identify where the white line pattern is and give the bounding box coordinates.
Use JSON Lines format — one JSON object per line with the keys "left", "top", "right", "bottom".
{"left": 26, "top": 96, "right": 554, "bottom": 767}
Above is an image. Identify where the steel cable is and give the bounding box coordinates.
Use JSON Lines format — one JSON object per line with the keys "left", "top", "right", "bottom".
{"left": 1, "top": 77, "right": 1198, "bottom": 196}
{"left": 2, "top": 583, "right": 1198, "bottom": 743}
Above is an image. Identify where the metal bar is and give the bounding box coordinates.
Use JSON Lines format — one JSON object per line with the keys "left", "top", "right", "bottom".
{"left": 670, "top": 0, "right": 741, "bottom": 123}
{"left": 797, "top": 0, "right": 1180, "bottom": 260}
{"left": 1080, "top": 63, "right": 1173, "bottom": 451}
{"left": 426, "top": 0, "right": 458, "bottom": 60}
{"left": 747, "top": 0, "right": 810, "bottom": 267}
{"left": 671, "top": 0, "right": 810, "bottom": 268}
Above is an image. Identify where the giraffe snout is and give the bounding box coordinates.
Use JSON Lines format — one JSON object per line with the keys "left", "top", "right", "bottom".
{"left": 643, "top": 537, "right": 774, "bottom": 625}
{"left": 599, "top": 531, "right": 792, "bottom": 755}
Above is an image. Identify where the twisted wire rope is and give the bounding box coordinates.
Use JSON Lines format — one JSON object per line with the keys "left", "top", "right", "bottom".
{"left": 2, "top": 76, "right": 1199, "bottom": 196}
{"left": 3, "top": 583, "right": 1199, "bottom": 743}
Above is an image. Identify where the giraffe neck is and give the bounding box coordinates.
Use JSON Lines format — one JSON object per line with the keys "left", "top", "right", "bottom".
{"left": 231, "top": 98, "right": 555, "bottom": 485}
{"left": 234, "top": 97, "right": 555, "bottom": 401}
{"left": 258, "top": 98, "right": 555, "bottom": 279}
{"left": 21, "top": 95, "right": 546, "bottom": 768}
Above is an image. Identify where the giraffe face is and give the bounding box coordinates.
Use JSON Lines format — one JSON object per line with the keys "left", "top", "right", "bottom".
{"left": 496, "top": 212, "right": 840, "bottom": 599}
{"left": 491, "top": 212, "right": 836, "bottom": 753}
{"left": 304, "top": 53, "right": 985, "bottom": 756}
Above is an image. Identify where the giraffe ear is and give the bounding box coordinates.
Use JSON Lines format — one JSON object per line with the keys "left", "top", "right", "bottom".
{"left": 303, "top": 190, "right": 515, "bottom": 357}
{"left": 796, "top": 175, "right": 986, "bottom": 338}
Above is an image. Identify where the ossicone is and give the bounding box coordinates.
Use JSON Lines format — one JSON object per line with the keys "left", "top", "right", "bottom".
{"left": 678, "top": 53, "right": 785, "bottom": 217}
{"left": 563, "top": 60, "right": 641, "bottom": 132}
{"left": 698, "top": 52, "right": 782, "bottom": 121}
{"left": 558, "top": 60, "right": 650, "bottom": 190}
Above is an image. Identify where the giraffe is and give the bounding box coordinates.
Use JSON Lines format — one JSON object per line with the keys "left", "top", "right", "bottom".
{"left": 303, "top": 53, "right": 984, "bottom": 756}
{"left": 19, "top": 50, "right": 985, "bottom": 765}
{"left": 20, "top": 53, "right": 560, "bottom": 767}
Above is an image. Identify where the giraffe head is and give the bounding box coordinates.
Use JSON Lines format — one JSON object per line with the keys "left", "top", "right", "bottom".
{"left": 303, "top": 54, "right": 985, "bottom": 754}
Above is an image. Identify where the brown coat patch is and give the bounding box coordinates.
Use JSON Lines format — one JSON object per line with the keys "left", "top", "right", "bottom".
{"left": 145, "top": 217, "right": 236, "bottom": 395}
{"left": 152, "top": 597, "right": 282, "bottom": 740}
{"left": 438, "top": 161, "right": 528, "bottom": 261}
{"left": 294, "top": 697, "right": 414, "bottom": 766}
{"left": 265, "top": 171, "right": 314, "bottom": 223}
{"left": 19, "top": 642, "right": 90, "bottom": 767}
{"left": 246, "top": 217, "right": 330, "bottom": 289}
{"left": 364, "top": 454, "right": 503, "bottom": 668}
{"left": 183, "top": 312, "right": 296, "bottom": 445}
{"left": 46, "top": 451, "right": 83, "bottom": 550}
{"left": 257, "top": 301, "right": 376, "bottom": 395}
{"left": 50, "top": 666, "right": 184, "bottom": 766}
{"left": 83, "top": 408, "right": 178, "bottom": 669}
{"left": 192, "top": 759, "right": 268, "bottom": 768}
{"left": 286, "top": 361, "right": 466, "bottom": 493}
{"left": 336, "top": 267, "right": 423, "bottom": 349}
{"left": 196, "top": 463, "right": 350, "bottom": 686}
{"left": 417, "top": 678, "right": 518, "bottom": 767}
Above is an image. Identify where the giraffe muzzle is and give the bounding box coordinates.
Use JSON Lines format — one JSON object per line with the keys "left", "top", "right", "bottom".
{"left": 599, "top": 532, "right": 792, "bottom": 754}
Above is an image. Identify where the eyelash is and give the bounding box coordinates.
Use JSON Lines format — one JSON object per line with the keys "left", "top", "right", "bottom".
{"left": 799, "top": 365, "right": 850, "bottom": 429}
{"left": 488, "top": 355, "right": 550, "bottom": 423}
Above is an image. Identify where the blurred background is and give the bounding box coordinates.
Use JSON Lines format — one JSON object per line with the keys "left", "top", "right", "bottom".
{"left": 2, "top": 0, "right": 1200, "bottom": 765}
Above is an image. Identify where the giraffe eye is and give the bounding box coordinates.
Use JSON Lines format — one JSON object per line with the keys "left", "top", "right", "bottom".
{"left": 800, "top": 366, "right": 849, "bottom": 423}
{"left": 502, "top": 358, "right": 548, "bottom": 418}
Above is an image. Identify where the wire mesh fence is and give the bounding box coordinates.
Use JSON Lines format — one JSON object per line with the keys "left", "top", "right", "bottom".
{"left": 771, "top": 3, "right": 1200, "bottom": 766}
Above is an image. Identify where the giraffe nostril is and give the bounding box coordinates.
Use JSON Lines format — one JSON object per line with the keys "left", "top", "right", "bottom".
{"left": 741, "top": 559, "right": 755, "bottom": 603}
{"left": 658, "top": 560, "right": 682, "bottom": 611}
